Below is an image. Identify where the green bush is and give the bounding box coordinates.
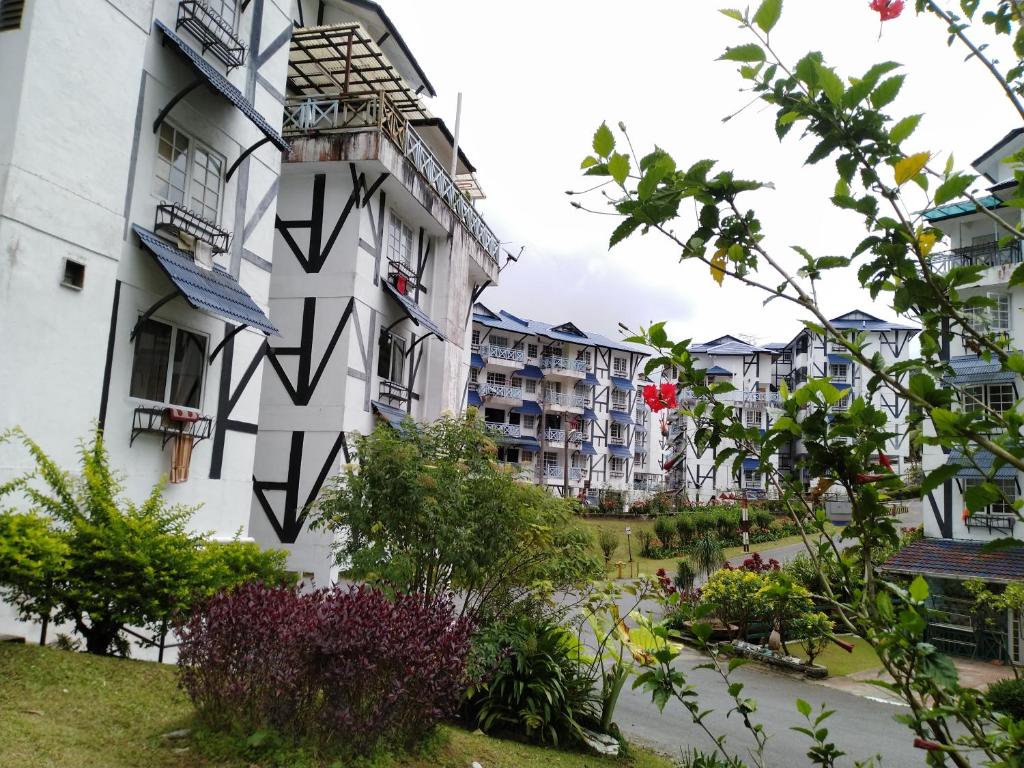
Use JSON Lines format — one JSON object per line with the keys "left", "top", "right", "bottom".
{"left": 751, "top": 509, "right": 774, "bottom": 531}
{"left": 675, "top": 514, "right": 696, "bottom": 545}
{"left": 597, "top": 529, "right": 619, "bottom": 565}
{"left": 465, "top": 617, "right": 599, "bottom": 745}
{"left": 986, "top": 678, "right": 1024, "bottom": 721}
{"left": 675, "top": 559, "right": 697, "bottom": 592}
{"left": 637, "top": 529, "right": 656, "bottom": 558}
{"left": 654, "top": 516, "right": 676, "bottom": 551}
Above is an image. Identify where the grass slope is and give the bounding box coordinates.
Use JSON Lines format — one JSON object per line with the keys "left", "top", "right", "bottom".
{"left": 0, "top": 643, "right": 673, "bottom": 768}
{"left": 787, "top": 634, "right": 882, "bottom": 677}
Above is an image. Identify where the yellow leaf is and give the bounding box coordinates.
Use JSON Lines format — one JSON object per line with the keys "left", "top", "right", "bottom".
{"left": 710, "top": 248, "right": 727, "bottom": 286}
{"left": 916, "top": 227, "right": 938, "bottom": 256}
{"left": 894, "top": 152, "right": 930, "bottom": 186}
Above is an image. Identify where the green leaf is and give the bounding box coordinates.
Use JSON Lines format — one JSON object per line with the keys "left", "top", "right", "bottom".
{"left": 814, "top": 63, "right": 844, "bottom": 105}
{"left": 909, "top": 575, "right": 929, "bottom": 603}
{"left": 580, "top": 155, "right": 599, "bottom": 169}
{"left": 889, "top": 114, "right": 922, "bottom": 145}
{"left": 934, "top": 173, "right": 975, "bottom": 205}
{"left": 719, "top": 44, "right": 766, "bottom": 63}
{"left": 870, "top": 75, "right": 905, "bottom": 109}
{"left": 1007, "top": 352, "right": 1024, "bottom": 374}
{"left": 796, "top": 698, "right": 812, "bottom": 718}
{"left": 921, "top": 463, "right": 959, "bottom": 495}
{"left": 608, "top": 153, "right": 630, "bottom": 185}
{"left": 593, "top": 123, "right": 615, "bottom": 158}
{"left": 609, "top": 218, "right": 640, "bottom": 248}
{"left": 753, "top": 0, "right": 782, "bottom": 33}
{"left": 720, "top": 8, "right": 744, "bottom": 20}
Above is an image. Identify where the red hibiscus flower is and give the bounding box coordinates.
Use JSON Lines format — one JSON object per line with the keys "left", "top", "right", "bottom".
{"left": 643, "top": 382, "right": 677, "bottom": 412}
{"left": 870, "top": 0, "right": 904, "bottom": 21}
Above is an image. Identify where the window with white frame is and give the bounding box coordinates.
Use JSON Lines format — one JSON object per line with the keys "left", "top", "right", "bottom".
{"left": 962, "top": 477, "right": 1016, "bottom": 517}
{"left": 781, "top": 351, "right": 792, "bottom": 363}
{"left": 486, "top": 371, "right": 507, "bottom": 386}
{"left": 511, "top": 376, "right": 522, "bottom": 390}
{"left": 471, "top": 329, "right": 480, "bottom": 345}
{"left": 527, "top": 343, "right": 538, "bottom": 359}
{"left": 829, "top": 363, "right": 849, "bottom": 381}
{"left": 833, "top": 393, "right": 852, "bottom": 411}
{"left": 745, "top": 409, "right": 761, "bottom": 428}
{"left": 129, "top": 318, "right": 207, "bottom": 408}
{"left": 613, "top": 356, "right": 627, "bottom": 376}
{"left": 469, "top": 368, "right": 478, "bottom": 384}
{"left": 962, "top": 383, "right": 1015, "bottom": 414}
{"left": 610, "top": 423, "right": 623, "bottom": 441}
{"left": 491, "top": 335, "right": 509, "bottom": 349}
{"left": 524, "top": 379, "right": 537, "bottom": 395}
{"left": 609, "top": 457, "right": 624, "bottom": 472}
{"left": 965, "top": 293, "right": 1011, "bottom": 332}
{"left": 387, "top": 211, "right": 414, "bottom": 267}
{"left": 154, "top": 124, "right": 225, "bottom": 223}
{"left": 206, "top": 0, "right": 238, "bottom": 29}
{"left": 611, "top": 390, "right": 627, "bottom": 409}
{"left": 377, "top": 331, "right": 405, "bottom": 384}
{"left": 743, "top": 469, "right": 762, "bottom": 486}
{"left": 522, "top": 415, "right": 536, "bottom": 430}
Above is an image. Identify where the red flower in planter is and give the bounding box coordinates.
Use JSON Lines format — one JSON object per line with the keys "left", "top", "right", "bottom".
{"left": 870, "top": 0, "right": 904, "bottom": 20}
{"left": 643, "top": 382, "right": 678, "bottom": 412}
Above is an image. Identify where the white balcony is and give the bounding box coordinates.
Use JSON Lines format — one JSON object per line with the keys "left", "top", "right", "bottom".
{"left": 481, "top": 344, "right": 525, "bottom": 364}
{"left": 544, "top": 392, "right": 586, "bottom": 409}
{"left": 679, "top": 389, "right": 782, "bottom": 408}
{"left": 543, "top": 428, "right": 584, "bottom": 445}
{"left": 609, "top": 435, "right": 626, "bottom": 447}
{"left": 486, "top": 422, "right": 521, "bottom": 438}
{"left": 541, "top": 465, "right": 583, "bottom": 481}
{"left": 479, "top": 383, "right": 523, "bottom": 400}
{"left": 610, "top": 470, "right": 625, "bottom": 479}
{"left": 541, "top": 356, "right": 587, "bottom": 377}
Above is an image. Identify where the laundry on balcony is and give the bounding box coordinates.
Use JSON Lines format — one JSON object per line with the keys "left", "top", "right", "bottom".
{"left": 580, "top": 441, "right": 597, "bottom": 456}
{"left": 609, "top": 410, "right": 634, "bottom": 425}
{"left": 470, "top": 353, "right": 485, "bottom": 370}
{"left": 382, "top": 280, "right": 448, "bottom": 341}
{"left": 608, "top": 445, "right": 632, "bottom": 459}
{"left": 513, "top": 365, "right": 545, "bottom": 379}
{"left": 512, "top": 401, "right": 543, "bottom": 416}
{"left": 610, "top": 376, "right": 634, "bottom": 391}
{"left": 132, "top": 225, "right": 278, "bottom": 335}
{"left": 945, "top": 355, "right": 1017, "bottom": 385}
{"left": 945, "top": 448, "right": 1017, "bottom": 479}
{"left": 154, "top": 21, "right": 288, "bottom": 152}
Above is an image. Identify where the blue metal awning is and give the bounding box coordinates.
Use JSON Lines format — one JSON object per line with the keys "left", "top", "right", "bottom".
{"left": 833, "top": 382, "right": 851, "bottom": 390}
{"left": 946, "top": 355, "right": 1017, "bottom": 385}
{"left": 583, "top": 407, "right": 598, "bottom": 421}
{"left": 946, "top": 449, "right": 1017, "bottom": 479}
{"left": 155, "top": 21, "right": 289, "bottom": 152}
{"left": 512, "top": 400, "right": 542, "bottom": 416}
{"left": 468, "top": 389, "right": 482, "bottom": 407}
{"left": 608, "top": 445, "right": 632, "bottom": 459}
{"left": 580, "top": 441, "right": 597, "bottom": 456}
{"left": 470, "top": 353, "right": 484, "bottom": 369}
{"left": 705, "top": 365, "right": 733, "bottom": 376}
{"left": 517, "top": 436, "right": 541, "bottom": 451}
{"left": 827, "top": 353, "right": 851, "bottom": 364}
{"left": 610, "top": 376, "right": 634, "bottom": 391}
{"left": 371, "top": 400, "right": 409, "bottom": 431}
{"left": 582, "top": 372, "right": 600, "bottom": 386}
{"left": 742, "top": 457, "right": 760, "bottom": 471}
{"left": 132, "top": 225, "right": 278, "bottom": 334}
{"left": 609, "top": 409, "right": 634, "bottom": 425}
{"left": 513, "top": 365, "right": 544, "bottom": 379}
{"left": 922, "top": 195, "right": 1002, "bottom": 222}
{"left": 382, "top": 280, "right": 448, "bottom": 341}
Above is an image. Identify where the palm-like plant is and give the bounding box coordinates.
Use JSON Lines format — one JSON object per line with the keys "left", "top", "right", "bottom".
{"left": 688, "top": 533, "right": 725, "bottom": 584}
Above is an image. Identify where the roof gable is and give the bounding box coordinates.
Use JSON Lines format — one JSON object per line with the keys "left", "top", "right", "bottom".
{"left": 472, "top": 302, "right": 500, "bottom": 320}
{"left": 830, "top": 310, "right": 884, "bottom": 324}
{"left": 550, "top": 321, "right": 587, "bottom": 338}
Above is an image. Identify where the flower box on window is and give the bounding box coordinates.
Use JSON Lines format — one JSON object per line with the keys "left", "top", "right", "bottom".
{"left": 155, "top": 202, "right": 231, "bottom": 254}
{"left": 130, "top": 406, "right": 212, "bottom": 449}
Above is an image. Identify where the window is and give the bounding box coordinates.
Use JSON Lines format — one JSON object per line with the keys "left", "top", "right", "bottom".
{"left": 469, "top": 368, "right": 478, "bottom": 384}
{"left": 496, "top": 446, "right": 520, "bottom": 463}
{"left": 745, "top": 410, "right": 761, "bottom": 428}
{"left": 522, "top": 415, "right": 536, "bottom": 430}
{"left": 609, "top": 457, "right": 624, "bottom": 472}
{"left": 387, "top": 212, "right": 414, "bottom": 266}
{"left": 833, "top": 393, "right": 852, "bottom": 411}
{"left": 62, "top": 259, "right": 85, "bottom": 290}
{"left": 963, "top": 477, "right": 1016, "bottom": 517}
{"left": 513, "top": 341, "right": 524, "bottom": 351}
{"left": 511, "top": 376, "right": 522, "bottom": 390}
{"left": 829, "top": 363, "right": 849, "bottom": 381}
{"left": 611, "top": 391, "right": 627, "bottom": 409}
{"left": 154, "top": 124, "right": 224, "bottom": 223}
{"left": 524, "top": 379, "right": 537, "bottom": 394}
{"left": 206, "top": 0, "right": 238, "bottom": 29}
{"left": 963, "top": 383, "right": 1015, "bottom": 414}
{"left": 491, "top": 335, "right": 509, "bottom": 349}
{"left": 130, "top": 318, "right": 207, "bottom": 408}
{"left": 781, "top": 351, "right": 792, "bottom": 363}
{"left": 743, "top": 469, "right": 762, "bottom": 486}
{"left": 486, "top": 371, "right": 507, "bottom": 386}
{"left": 613, "top": 357, "right": 627, "bottom": 376}
{"left": 966, "top": 293, "right": 1011, "bottom": 332}
{"left": 610, "top": 423, "right": 623, "bottom": 440}
{"left": 471, "top": 329, "right": 480, "bottom": 345}
{"left": 527, "top": 343, "right": 538, "bottom": 359}
{"left": 377, "top": 331, "right": 406, "bottom": 384}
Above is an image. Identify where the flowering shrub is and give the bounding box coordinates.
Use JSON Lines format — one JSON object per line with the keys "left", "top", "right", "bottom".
{"left": 733, "top": 552, "right": 780, "bottom": 573}
{"left": 176, "top": 583, "right": 473, "bottom": 756}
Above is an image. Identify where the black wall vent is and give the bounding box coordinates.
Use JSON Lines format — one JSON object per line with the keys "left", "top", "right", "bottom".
{"left": 0, "top": 0, "right": 25, "bottom": 32}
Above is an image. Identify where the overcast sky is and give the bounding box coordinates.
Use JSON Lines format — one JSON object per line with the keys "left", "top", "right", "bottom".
{"left": 383, "top": 0, "right": 1018, "bottom": 346}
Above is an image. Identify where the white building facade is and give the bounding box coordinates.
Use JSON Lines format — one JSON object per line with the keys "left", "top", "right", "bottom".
{"left": 0, "top": 0, "right": 291, "bottom": 636}
{"left": 246, "top": 0, "right": 502, "bottom": 582}
{"left": 468, "top": 306, "right": 659, "bottom": 503}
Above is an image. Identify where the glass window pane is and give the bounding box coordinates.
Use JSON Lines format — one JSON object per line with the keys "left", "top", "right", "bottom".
{"left": 130, "top": 319, "right": 172, "bottom": 401}
{"left": 169, "top": 329, "right": 206, "bottom": 408}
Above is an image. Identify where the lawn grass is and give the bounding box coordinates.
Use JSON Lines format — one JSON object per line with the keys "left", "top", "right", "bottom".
{"left": 786, "top": 634, "right": 882, "bottom": 677}
{"left": 583, "top": 516, "right": 830, "bottom": 578}
{"left": 0, "top": 643, "right": 674, "bottom": 768}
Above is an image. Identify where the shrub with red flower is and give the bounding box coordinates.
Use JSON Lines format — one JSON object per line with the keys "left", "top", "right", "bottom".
{"left": 643, "top": 382, "right": 678, "bottom": 412}
{"left": 738, "top": 552, "right": 781, "bottom": 573}
{"left": 869, "top": 0, "right": 904, "bottom": 21}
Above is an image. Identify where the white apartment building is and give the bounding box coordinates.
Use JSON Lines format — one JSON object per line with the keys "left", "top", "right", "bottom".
{"left": 468, "top": 306, "right": 659, "bottom": 503}
{"left": 662, "top": 336, "right": 781, "bottom": 500}
{"left": 0, "top": 0, "right": 290, "bottom": 636}
{"left": 885, "top": 129, "right": 1024, "bottom": 663}
{"left": 775, "top": 310, "right": 920, "bottom": 485}
{"left": 247, "top": 0, "right": 502, "bottom": 582}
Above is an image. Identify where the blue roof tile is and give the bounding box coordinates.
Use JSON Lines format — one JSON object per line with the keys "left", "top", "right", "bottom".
{"left": 947, "top": 355, "right": 1017, "bottom": 385}
{"left": 883, "top": 538, "right": 1024, "bottom": 583}
{"left": 946, "top": 448, "right": 1017, "bottom": 478}
{"left": 609, "top": 410, "right": 634, "bottom": 425}
{"left": 610, "top": 376, "right": 634, "bottom": 391}
{"left": 383, "top": 281, "right": 448, "bottom": 341}
{"left": 471, "top": 304, "right": 647, "bottom": 354}
{"left": 371, "top": 400, "right": 409, "bottom": 432}
{"left": 608, "top": 445, "right": 632, "bottom": 459}
{"left": 512, "top": 401, "right": 542, "bottom": 416}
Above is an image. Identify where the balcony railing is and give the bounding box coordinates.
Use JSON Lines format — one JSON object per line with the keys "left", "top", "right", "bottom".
{"left": 610, "top": 470, "right": 625, "bottom": 479}
{"left": 387, "top": 259, "right": 417, "bottom": 295}
{"left": 282, "top": 91, "right": 499, "bottom": 264}
{"left": 545, "top": 392, "right": 586, "bottom": 408}
{"left": 154, "top": 203, "right": 230, "bottom": 254}
{"left": 609, "top": 435, "right": 626, "bottom": 447}
{"left": 931, "top": 241, "right": 1023, "bottom": 275}
{"left": 543, "top": 429, "right": 583, "bottom": 445}
{"left": 964, "top": 513, "right": 1016, "bottom": 533}
{"left": 486, "top": 422, "right": 521, "bottom": 438}
{"left": 540, "top": 465, "right": 583, "bottom": 481}
{"left": 378, "top": 379, "right": 409, "bottom": 406}
{"left": 679, "top": 388, "right": 782, "bottom": 407}
{"left": 541, "top": 356, "right": 587, "bottom": 373}
{"left": 176, "top": 0, "right": 246, "bottom": 69}
{"left": 481, "top": 344, "right": 525, "bottom": 363}
{"left": 479, "top": 383, "right": 523, "bottom": 399}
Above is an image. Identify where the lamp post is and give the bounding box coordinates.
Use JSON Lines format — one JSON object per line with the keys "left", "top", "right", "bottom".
{"left": 625, "top": 526, "right": 633, "bottom": 577}
{"left": 740, "top": 495, "right": 750, "bottom": 554}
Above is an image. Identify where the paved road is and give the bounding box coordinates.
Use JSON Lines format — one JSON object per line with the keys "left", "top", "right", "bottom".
{"left": 615, "top": 643, "right": 922, "bottom": 767}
